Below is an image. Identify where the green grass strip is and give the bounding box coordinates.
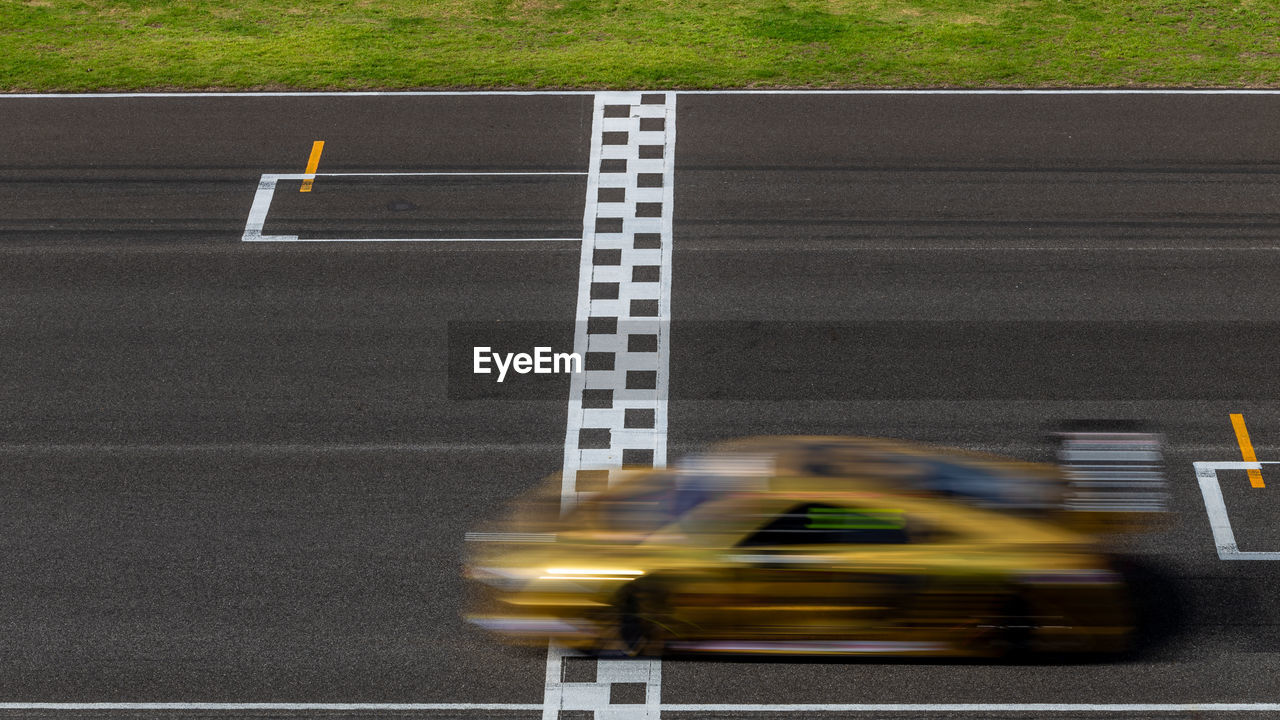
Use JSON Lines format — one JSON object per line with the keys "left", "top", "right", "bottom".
{"left": 3, "top": 0, "right": 1279, "bottom": 90}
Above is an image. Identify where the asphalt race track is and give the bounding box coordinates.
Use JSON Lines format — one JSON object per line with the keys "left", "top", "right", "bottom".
{"left": 4, "top": 91, "right": 1280, "bottom": 719}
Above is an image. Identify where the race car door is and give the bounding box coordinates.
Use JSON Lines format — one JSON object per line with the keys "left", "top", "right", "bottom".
{"left": 717, "top": 501, "right": 921, "bottom": 648}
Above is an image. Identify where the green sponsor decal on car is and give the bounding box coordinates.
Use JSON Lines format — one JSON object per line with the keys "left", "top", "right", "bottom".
{"left": 806, "top": 507, "right": 904, "bottom": 531}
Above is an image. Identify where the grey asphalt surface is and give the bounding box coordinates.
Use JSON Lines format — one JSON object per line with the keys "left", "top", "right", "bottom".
{"left": 3, "top": 92, "right": 1280, "bottom": 716}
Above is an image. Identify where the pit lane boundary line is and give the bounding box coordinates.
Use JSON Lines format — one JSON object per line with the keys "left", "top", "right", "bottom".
{"left": 4, "top": 703, "right": 1280, "bottom": 712}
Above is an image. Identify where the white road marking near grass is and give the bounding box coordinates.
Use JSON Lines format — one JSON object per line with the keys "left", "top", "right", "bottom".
{"left": 11, "top": 90, "right": 1280, "bottom": 98}
{"left": 1194, "top": 461, "right": 1280, "bottom": 560}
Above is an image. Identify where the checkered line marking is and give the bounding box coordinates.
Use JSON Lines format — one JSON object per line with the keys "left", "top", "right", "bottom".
{"left": 544, "top": 91, "right": 675, "bottom": 720}
{"left": 562, "top": 91, "right": 675, "bottom": 502}
{"left": 570, "top": 92, "right": 672, "bottom": 485}
{"left": 547, "top": 655, "right": 661, "bottom": 720}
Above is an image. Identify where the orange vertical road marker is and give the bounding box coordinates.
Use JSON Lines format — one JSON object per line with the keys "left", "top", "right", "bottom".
{"left": 1230, "top": 413, "right": 1265, "bottom": 488}
{"left": 300, "top": 140, "right": 324, "bottom": 192}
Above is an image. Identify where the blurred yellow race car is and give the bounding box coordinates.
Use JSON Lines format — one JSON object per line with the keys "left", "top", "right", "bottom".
{"left": 464, "top": 437, "right": 1156, "bottom": 659}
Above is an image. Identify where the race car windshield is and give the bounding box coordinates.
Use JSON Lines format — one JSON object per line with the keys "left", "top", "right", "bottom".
{"left": 913, "top": 461, "right": 1053, "bottom": 509}
{"left": 591, "top": 470, "right": 748, "bottom": 540}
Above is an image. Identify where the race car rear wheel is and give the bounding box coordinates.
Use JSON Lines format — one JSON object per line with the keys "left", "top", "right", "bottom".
{"left": 993, "top": 593, "right": 1036, "bottom": 659}
{"left": 967, "top": 591, "right": 1036, "bottom": 659}
{"left": 611, "top": 581, "right": 666, "bottom": 658}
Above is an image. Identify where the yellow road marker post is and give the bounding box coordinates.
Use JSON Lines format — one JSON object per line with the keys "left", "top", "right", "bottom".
{"left": 300, "top": 140, "right": 324, "bottom": 192}
{"left": 1230, "top": 413, "right": 1265, "bottom": 488}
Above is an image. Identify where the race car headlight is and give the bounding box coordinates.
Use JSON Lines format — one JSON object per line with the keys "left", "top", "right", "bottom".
{"left": 540, "top": 568, "right": 646, "bottom": 580}
{"left": 466, "top": 566, "right": 545, "bottom": 590}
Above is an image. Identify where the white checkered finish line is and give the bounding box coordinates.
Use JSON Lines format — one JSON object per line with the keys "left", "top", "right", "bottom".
{"left": 570, "top": 92, "right": 674, "bottom": 483}
{"left": 544, "top": 92, "right": 676, "bottom": 720}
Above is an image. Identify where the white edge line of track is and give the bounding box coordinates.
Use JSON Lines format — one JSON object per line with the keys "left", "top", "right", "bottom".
{"left": 243, "top": 238, "right": 581, "bottom": 243}
{"left": 10, "top": 89, "right": 1280, "bottom": 98}
{"left": 5, "top": 703, "right": 1280, "bottom": 712}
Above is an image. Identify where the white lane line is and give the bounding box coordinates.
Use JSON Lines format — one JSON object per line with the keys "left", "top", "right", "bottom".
{"left": 4, "top": 702, "right": 1279, "bottom": 713}
{"left": 245, "top": 237, "right": 580, "bottom": 243}
{"left": 0, "top": 442, "right": 564, "bottom": 453}
{"left": 0, "top": 245, "right": 572, "bottom": 256}
{"left": 11, "top": 90, "right": 1280, "bottom": 98}
{"left": 0, "top": 703, "right": 543, "bottom": 711}
{"left": 662, "top": 704, "right": 1280, "bottom": 712}
{"left": 1194, "top": 461, "right": 1280, "bottom": 560}
{"left": 271, "top": 172, "right": 587, "bottom": 178}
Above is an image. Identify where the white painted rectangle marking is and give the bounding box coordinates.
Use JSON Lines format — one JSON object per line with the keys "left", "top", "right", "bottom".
{"left": 1193, "top": 461, "right": 1280, "bottom": 560}
{"left": 242, "top": 171, "right": 586, "bottom": 243}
